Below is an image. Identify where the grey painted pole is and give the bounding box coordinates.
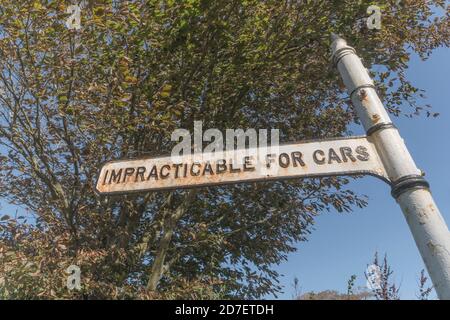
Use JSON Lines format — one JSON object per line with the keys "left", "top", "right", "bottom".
{"left": 331, "top": 34, "right": 450, "bottom": 299}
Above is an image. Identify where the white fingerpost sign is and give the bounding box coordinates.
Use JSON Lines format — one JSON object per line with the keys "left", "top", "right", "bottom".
{"left": 95, "top": 136, "right": 388, "bottom": 195}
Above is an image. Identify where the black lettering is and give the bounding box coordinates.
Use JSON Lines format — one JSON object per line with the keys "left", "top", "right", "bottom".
{"left": 160, "top": 165, "right": 171, "bottom": 179}
{"left": 279, "top": 153, "right": 290, "bottom": 168}
{"left": 135, "top": 167, "right": 146, "bottom": 182}
{"left": 109, "top": 169, "right": 123, "bottom": 184}
{"left": 340, "top": 147, "right": 357, "bottom": 162}
{"left": 356, "top": 146, "right": 370, "bottom": 161}
{"left": 328, "top": 148, "right": 342, "bottom": 164}
{"left": 190, "top": 163, "right": 201, "bottom": 176}
{"left": 229, "top": 160, "right": 241, "bottom": 173}
{"left": 313, "top": 150, "right": 325, "bottom": 165}
{"left": 183, "top": 163, "right": 188, "bottom": 177}
{"left": 173, "top": 163, "right": 183, "bottom": 178}
{"left": 123, "top": 167, "right": 135, "bottom": 182}
{"left": 243, "top": 156, "right": 255, "bottom": 172}
{"left": 216, "top": 160, "right": 227, "bottom": 174}
{"left": 202, "top": 162, "right": 214, "bottom": 175}
{"left": 102, "top": 170, "right": 108, "bottom": 185}
{"left": 146, "top": 165, "right": 159, "bottom": 180}
{"left": 266, "top": 154, "right": 276, "bottom": 168}
{"left": 291, "top": 152, "right": 305, "bottom": 167}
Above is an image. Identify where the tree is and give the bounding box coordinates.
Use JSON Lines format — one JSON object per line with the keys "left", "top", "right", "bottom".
{"left": 294, "top": 254, "right": 435, "bottom": 300}
{"left": 297, "top": 290, "right": 372, "bottom": 300}
{"left": 0, "top": 0, "right": 448, "bottom": 299}
{"left": 417, "top": 269, "right": 433, "bottom": 300}
{"left": 296, "top": 275, "right": 372, "bottom": 300}
{"left": 365, "top": 252, "right": 400, "bottom": 300}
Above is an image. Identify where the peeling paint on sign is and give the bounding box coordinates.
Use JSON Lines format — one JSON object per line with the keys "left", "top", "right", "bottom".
{"left": 95, "top": 136, "right": 390, "bottom": 195}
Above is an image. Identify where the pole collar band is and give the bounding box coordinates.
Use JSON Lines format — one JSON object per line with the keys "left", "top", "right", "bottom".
{"left": 332, "top": 46, "right": 356, "bottom": 67}
{"left": 367, "top": 123, "right": 397, "bottom": 136}
{"left": 391, "top": 175, "right": 430, "bottom": 199}
{"left": 349, "top": 84, "right": 376, "bottom": 100}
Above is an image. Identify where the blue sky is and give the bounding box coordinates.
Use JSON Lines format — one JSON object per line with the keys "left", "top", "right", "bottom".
{"left": 273, "top": 47, "right": 450, "bottom": 300}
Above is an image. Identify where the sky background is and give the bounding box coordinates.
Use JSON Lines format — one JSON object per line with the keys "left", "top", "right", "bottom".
{"left": 272, "top": 47, "right": 450, "bottom": 300}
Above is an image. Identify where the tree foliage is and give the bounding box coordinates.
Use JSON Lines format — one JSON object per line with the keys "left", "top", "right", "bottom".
{"left": 0, "top": 0, "right": 448, "bottom": 299}
{"left": 295, "top": 252, "right": 434, "bottom": 300}
{"left": 366, "top": 252, "right": 400, "bottom": 300}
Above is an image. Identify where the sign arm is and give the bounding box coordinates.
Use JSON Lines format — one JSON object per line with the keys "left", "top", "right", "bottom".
{"left": 331, "top": 34, "right": 450, "bottom": 299}
{"left": 95, "top": 136, "right": 390, "bottom": 195}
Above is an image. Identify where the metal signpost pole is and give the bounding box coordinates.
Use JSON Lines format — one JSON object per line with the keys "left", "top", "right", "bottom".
{"left": 331, "top": 34, "right": 450, "bottom": 299}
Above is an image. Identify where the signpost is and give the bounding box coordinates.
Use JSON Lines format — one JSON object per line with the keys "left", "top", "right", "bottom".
{"left": 95, "top": 136, "right": 388, "bottom": 195}
{"left": 95, "top": 35, "right": 450, "bottom": 299}
{"left": 331, "top": 34, "right": 450, "bottom": 299}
